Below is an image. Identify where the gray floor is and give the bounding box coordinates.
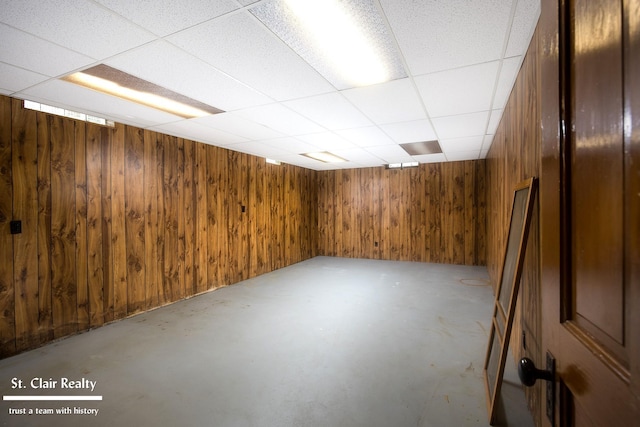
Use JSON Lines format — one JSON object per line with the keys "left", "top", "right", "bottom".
{"left": 0, "top": 257, "right": 534, "bottom": 427}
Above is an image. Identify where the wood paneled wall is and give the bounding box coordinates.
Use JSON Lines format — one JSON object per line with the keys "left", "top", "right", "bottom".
{"left": 485, "top": 25, "right": 542, "bottom": 425}
{"left": 317, "top": 161, "right": 486, "bottom": 265}
{"left": 0, "top": 96, "right": 317, "bottom": 357}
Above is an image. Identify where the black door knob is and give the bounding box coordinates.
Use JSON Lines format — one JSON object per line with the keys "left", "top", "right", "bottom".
{"left": 518, "top": 357, "right": 554, "bottom": 387}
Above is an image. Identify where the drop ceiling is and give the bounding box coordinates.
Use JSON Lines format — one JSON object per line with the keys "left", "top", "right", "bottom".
{"left": 0, "top": 0, "right": 540, "bottom": 171}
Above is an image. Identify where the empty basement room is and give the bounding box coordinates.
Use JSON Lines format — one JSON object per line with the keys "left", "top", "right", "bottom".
{"left": 1, "top": 0, "right": 638, "bottom": 426}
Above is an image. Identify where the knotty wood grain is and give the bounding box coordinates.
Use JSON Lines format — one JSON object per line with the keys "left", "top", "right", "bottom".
{"left": 36, "top": 112, "right": 53, "bottom": 343}
{"left": 12, "top": 99, "right": 40, "bottom": 351}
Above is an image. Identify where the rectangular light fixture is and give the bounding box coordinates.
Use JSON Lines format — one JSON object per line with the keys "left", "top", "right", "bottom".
{"left": 250, "top": 0, "right": 406, "bottom": 89}
{"left": 386, "top": 161, "right": 419, "bottom": 169}
{"left": 24, "top": 99, "right": 115, "bottom": 127}
{"left": 62, "top": 65, "right": 224, "bottom": 119}
{"left": 266, "top": 158, "right": 282, "bottom": 165}
{"left": 302, "top": 151, "right": 348, "bottom": 163}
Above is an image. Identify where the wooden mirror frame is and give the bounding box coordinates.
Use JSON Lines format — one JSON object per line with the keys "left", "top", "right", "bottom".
{"left": 483, "top": 177, "right": 538, "bottom": 424}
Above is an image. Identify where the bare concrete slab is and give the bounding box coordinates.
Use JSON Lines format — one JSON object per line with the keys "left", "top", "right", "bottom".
{"left": 0, "top": 257, "right": 533, "bottom": 427}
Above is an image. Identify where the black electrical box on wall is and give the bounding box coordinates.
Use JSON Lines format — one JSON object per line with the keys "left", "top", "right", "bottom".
{"left": 10, "top": 220, "right": 22, "bottom": 235}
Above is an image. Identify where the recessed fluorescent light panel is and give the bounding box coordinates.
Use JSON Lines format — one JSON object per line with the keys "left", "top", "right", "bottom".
{"left": 62, "top": 65, "right": 224, "bottom": 119}
{"left": 302, "top": 151, "right": 348, "bottom": 163}
{"left": 266, "top": 158, "right": 282, "bottom": 165}
{"left": 400, "top": 140, "right": 443, "bottom": 156}
{"left": 251, "top": 0, "right": 406, "bottom": 89}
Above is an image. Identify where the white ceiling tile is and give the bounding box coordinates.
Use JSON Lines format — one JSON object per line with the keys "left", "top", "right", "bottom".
{"left": 480, "top": 148, "right": 490, "bottom": 158}
{"left": 342, "top": 78, "right": 426, "bottom": 124}
{"left": 194, "top": 113, "right": 283, "bottom": 141}
{"left": 331, "top": 148, "right": 385, "bottom": 165}
{"left": 0, "top": 62, "right": 49, "bottom": 93}
{"left": 283, "top": 92, "right": 372, "bottom": 130}
{"left": 234, "top": 103, "right": 325, "bottom": 135}
{"left": 106, "top": 41, "right": 272, "bottom": 111}
{"left": 167, "top": 12, "right": 334, "bottom": 101}
{"left": 414, "top": 153, "right": 447, "bottom": 164}
{"left": 494, "top": 57, "right": 522, "bottom": 110}
{"left": 335, "top": 126, "right": 395, "bottom": 147}
{"left": 379, "top": 0, "right": 514, "bottom": 74}
{"left": 505, "top": 0, "right": 541, "bottom": 57}
{"left": 150, "top": 119, "right": 247, "bottom": 146}
{"left": 432, "top": 111, "right": 489, "bottom": 139}
{"left": 487, "top": 109, "right": 504, "bottom": 134}
{"left": 446, "top": 151, "right": 481, "bottom": 161}
{"left": 379, "top": 119, "right": 438, "bottom": 144}
{"left": 416, "top": 61, "right": 500, "bottom": 118}
{"left": 365, "top": 145, "right": 414, "bottom": 164}
{"left": 262, "top": 137, "right": 320, "bottom": 155}
{"left": 0, "top": 24, "right": 94, "bottom": 77}
{"left": 278, "top": 156, "right": 326, "bottom": 170}
{"left": 297, "top": 132, "right": 357, "bottom": 151}
{"left": 95, "top": 0, "right": 240, "bottom": 37}
{"left": 229, "top": 141, "right": 291, "bottom": 159}
{"left": 0, "top": 0, "right": 155, "bottom": 59}
{"left": 439, "top": 136, "right": 484, "bottom": 152}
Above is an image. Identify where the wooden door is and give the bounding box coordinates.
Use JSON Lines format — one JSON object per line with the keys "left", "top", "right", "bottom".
{"left": 540, "top": 0, "right": 639, "bottom": 425}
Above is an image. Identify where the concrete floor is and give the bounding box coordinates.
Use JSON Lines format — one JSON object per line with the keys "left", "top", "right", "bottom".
{"left": 0, "top": 257, "right": 534, "bottom": 427}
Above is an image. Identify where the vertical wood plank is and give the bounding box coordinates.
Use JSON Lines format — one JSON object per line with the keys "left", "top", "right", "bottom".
{"left": 372, "top": 167, "right": 382, "bottom": 260}
{"left": 86, "top": 124, "right": 104, "bottom": 327}
{"left": 35, "top": 112, "right": 53, "bottom": 344}
{"left": 50, "top": 115, "right": 77, "bottom": 338}
{"left": 334, "top": 170, "right": 344, "bottom": 258}
{"left": 429, "top": 163, "right": 442, "bottom": 263}
{"left": 162, "top": 134, "right": 178, "bottom": 303}
{"left": 0, "top": 96, "right": 15, "bottom": 356}
{"left": 388, "top": 169, "right": 402, "bottom": 260}
{"left": 194, "top": 142, "right": 208, "bottom": 293}
{"left": 269, "top": 163, "right": 283, "bottom": 270}
{"left": 207, "top": 146, "right": 221, "bottom": 289}
{"left": 125, "top": 126, "right": 145, "bottom": 314}
{"left": 409, "top": 165, "right": 427, "bottom": 262}
{"left": 248, "top": 156, "right": 259, "bottom": 278}
{"left": 476, "top": 160, "right": 487, "bottom": 265}
{"left": 75, "top": 120, "right": 89, "bottom": 331}
{"left": 142, "top": 130, "right": 158, "bottom": 308}
{"left": 309, "top": 169, "right": 319, "bottom": 258}
{"left": 342, "top": 170, "right": 353, "bottom": 258}
{"left": 216, "top": 147, "right": 229, "bottom": 286}
{"left": 400, "top": 168, "right": 411, "bottom": 260}
{"left": 227, "top": 150, "right": 240, "bottom": 284}
{"left": 152, "top": 132, "right": 164, "bottom": 306}
{"left": 110, "top": 123, "right": 127, "bottom": 319}
{"left": 239, "top": 153, "right": 250, "bottom": 279}
{"left": 176, "top": 138, "right": 186, "bottom": 300}
{"left": 358, "top": 168, "right": 372, "bottom": 259}
{"left": 255, "top": 157, "right": 267, "bottom": 275}
{"left": 451, "top": 162, "right": 466, "bottom": 264}
{"left": 101, "top": 123, "right": 114, "bottom": 322}
{"left": 183, "top": 138, "right": 195, "bottom": 296}
{"left": 316, "top": 171, "right": 326, "bottom": 256}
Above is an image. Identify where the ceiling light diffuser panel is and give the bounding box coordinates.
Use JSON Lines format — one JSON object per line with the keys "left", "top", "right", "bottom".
{"left": 250, "top": 0, "right": 406, "bottom": 90}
